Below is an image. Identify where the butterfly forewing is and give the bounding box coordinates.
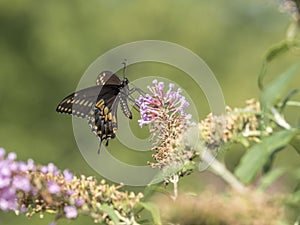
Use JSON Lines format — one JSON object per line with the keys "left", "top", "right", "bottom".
{"left": 56, "top": 86, "right": 103, "bottom": 118}
{"left": 96, "top": 71, "right": 122, "bottom": 86}
{"left": 56, "top": 71, "right": 122, "bottom": 118}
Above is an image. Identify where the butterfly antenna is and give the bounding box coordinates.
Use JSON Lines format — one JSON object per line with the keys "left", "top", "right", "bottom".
{"left": 122, "top": 59, "right": 127, "bottom": 79}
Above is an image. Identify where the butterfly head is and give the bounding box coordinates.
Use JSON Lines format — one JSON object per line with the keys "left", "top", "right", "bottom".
{"left": 122, "top": 77, "right": 129, "bottom": 86}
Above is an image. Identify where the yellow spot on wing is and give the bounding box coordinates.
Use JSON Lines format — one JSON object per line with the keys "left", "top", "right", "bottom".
{"left": 104, "top": 106, "right": 109, "bottom": 115}
{"left": 95, "top": 100, "right": 104, "bottom": 109}
{"left": 108, "top": 113, "right": 112, "bottom": 120}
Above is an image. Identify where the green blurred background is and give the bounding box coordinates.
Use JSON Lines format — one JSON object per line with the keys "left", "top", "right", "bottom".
{"left": 0, "top": 0, "right": 299, "bottom": 224}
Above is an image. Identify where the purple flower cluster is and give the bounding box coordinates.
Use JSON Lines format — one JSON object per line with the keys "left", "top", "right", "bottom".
{"left": 136, "top": 80, "right": 190, "bottom": 127}
{"left": 0, "top": 148, "right": 34, "bottom": 211}
{"left": 0, "top": 148, "right": 75, "bottom": 218}
{"left": 0, "top": 149, "right": 143, "bottom": 224}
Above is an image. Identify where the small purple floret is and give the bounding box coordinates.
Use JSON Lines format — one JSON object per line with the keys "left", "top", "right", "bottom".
{"left": 64, "top": 206, "right": 78, "bottom": 219}
{"left": 13, "top": 175, "right": 31, "bottom": 192}
{"left": 40, "top": 166, "right": 48, "bottom": 174}
{"left": 0, "top": 148, "right": 5, "bottom": 158}
{"left": 7, "top": 152, "right": 16, "bottom": 161}
{"left": 75, "top": 199, "right": 83, "bottom": 207}
{"left": 63, "top": 169, "right": 73, "bottom": 182}
{"left": 47, "top": 181, "right": 60, "bottom": 194}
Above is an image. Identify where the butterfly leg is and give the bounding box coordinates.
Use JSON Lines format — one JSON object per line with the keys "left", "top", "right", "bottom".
{"left": 97, "top": 136, "right": 113, "bottom": 154}
{"left": 122, "top": 89, "right": 143, "bottom": 104}
{"left": 98, "top": 142, "right": 102, "bottom": 154}
{"left": 129, "top": 86, "right": 146, "bottom": 95}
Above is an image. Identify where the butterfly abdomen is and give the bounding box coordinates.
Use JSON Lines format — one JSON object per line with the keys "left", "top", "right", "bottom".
{"left": 119, "top": 93, "right": 132, "bottom": 119}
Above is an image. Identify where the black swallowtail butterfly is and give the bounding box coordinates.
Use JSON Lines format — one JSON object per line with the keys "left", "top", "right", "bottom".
{"left": 56, "top": 71, "right": 133, "bottom": 152}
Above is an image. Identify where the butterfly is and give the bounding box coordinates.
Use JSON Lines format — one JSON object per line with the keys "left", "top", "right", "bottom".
{"left": 56, "top": 70, "right": 133, "bottom": 153}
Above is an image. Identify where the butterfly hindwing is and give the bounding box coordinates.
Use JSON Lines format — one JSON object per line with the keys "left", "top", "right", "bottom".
{"left": 88, "top": 95, "right": 119, "bottom": 143}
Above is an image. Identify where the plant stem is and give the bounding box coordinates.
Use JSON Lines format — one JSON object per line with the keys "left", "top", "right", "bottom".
{"left": 169, "top": 174, "right": 179, "bottom": 200}
{"left": 286, "top": 101, "right": 300, "bottom": 107}
{"left": 201, "top": 150, "right": 247, "bottom": 194}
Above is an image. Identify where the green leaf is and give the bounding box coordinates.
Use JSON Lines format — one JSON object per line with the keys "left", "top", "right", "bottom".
{"left": 258, "top": 167, "right": 288, "bottom": 191}
{"left": 260, "top": 64, "right": 299, "bottom": 110}
{"left": 292, "top": 168, "right": 300, "bottom": 180}
{"left": 258, "top": 40, "right": 289, "bottom": 90}
{"left": 279, "top": 89, "right": 298, "bottom": 112}
{"left": 258, "top": 40, "right": 299, "bottom": 90}
{"left": 262, "top": 146, "right": 285, "bottom": 173}
{"left": 99, "top": 204, "right": 119, "bottom": 225}
{"left": 138, "top": 202, "right": 162, "bottom": 225}
{"left": 258, "top": 61, "right": 267, "bottom": 90}
{"left": 235, "top": 129, "right": 300, "bottom": 184}
{"left": 265, "top": 40, "right": 289, "bottom": 63}
{"left": 285, "top": 191, "right": 300, "bottom": 207}
{"left": 291, "top": 135, "right": 300, "bottom": 155}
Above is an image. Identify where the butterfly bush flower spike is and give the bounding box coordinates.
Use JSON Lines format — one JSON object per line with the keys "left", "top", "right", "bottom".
{"left": 136, "top": 80, "right": 197, "bottom": 177}
{"left": 199, "top": 99, "right": 271, "bottom": 148}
